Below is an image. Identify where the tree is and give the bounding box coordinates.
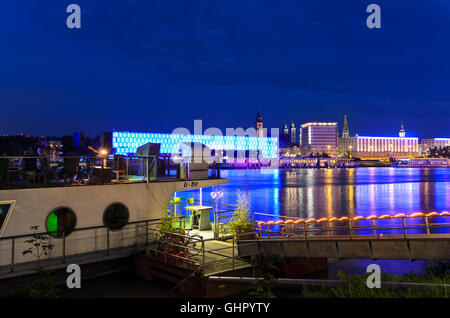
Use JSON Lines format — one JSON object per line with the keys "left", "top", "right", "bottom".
{"left": 22, "top": 225, "right": 59, "bottom": 297}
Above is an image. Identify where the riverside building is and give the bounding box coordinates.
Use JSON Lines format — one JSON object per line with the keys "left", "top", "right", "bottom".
{"left": 420, "top": 138, "right": 450, "bottom": 155}
{"left": 300, "top": 122, "right": 338, "bottom": 156}
{"left": 338, "top": 114, "right": 419, "bottom": 159}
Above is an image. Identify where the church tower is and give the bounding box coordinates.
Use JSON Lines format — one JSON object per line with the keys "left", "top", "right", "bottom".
{"left": 342, "top": 113, "right": 350, "bottom": 138}
{"left": 255, "top": 109, "right": 263, "bottom": 138}
{"left": 290, "top": 122, "right": 296, "bottom": 144}
{"left": 399, "top": 121, "right": 406, "bottom": 138}
{"left": 283, "top": 123, "right": 289, "bottom": 135}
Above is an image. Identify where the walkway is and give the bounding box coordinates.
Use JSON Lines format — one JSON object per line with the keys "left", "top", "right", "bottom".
{"left": 192, "top": 239, "right": 252, "bottom": 276}
{"left": 238, "top": 233, "right": 450, "bottom": 261}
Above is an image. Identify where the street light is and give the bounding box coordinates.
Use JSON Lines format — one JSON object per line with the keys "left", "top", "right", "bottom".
{"left": 99, "top": 148, "right": 108, "bottom": 185}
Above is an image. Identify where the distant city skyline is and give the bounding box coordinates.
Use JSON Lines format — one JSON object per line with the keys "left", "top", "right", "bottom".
{"left": 1, "top": 1, "right": 449, "bottom": 138}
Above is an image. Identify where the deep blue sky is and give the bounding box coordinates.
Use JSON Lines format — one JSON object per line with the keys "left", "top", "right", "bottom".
{"left": 0, "top": 0, "right": 449, "bottom": 138}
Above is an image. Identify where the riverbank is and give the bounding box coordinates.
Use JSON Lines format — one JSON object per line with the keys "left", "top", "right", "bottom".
{"left": 357, "top": 160, "right": 392, "bottom": 167}
{"left": 58, "top": 260, "right": 449, "bottom": 298}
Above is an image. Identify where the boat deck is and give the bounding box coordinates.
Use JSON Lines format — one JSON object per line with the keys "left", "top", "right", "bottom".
{"left": 0, "top": 176, "right": 226, "bottom": 191}
{"left": 193, "top": 239, "right": 252, "bottom": 276}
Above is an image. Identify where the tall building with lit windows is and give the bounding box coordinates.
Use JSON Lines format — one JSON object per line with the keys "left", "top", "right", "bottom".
{"left": 300, "top": 122, "right": 338, "bottom": 156}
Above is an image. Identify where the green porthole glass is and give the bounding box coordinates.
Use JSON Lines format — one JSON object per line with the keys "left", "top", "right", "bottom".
{"left": 46, "top": 207, "right": 77, "bottom": 238}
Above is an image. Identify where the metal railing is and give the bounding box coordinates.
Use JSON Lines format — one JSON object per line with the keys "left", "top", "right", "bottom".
{"left": 172, "top": 198, "right": 324, "bottom": 239}
{"left": 0, "top": 154, "right": 159, "bottom": 189}
{"left": 0, "top": 218, "right": 161, "bottom": 275}
{"left": 135, "top": 222, "right": 255, "bottom": 274}
{"left": 254, "top": 212, "right": 450, "bottom": 239}
{"left": 167, "top": 197, "right": 450, "bottom": 241}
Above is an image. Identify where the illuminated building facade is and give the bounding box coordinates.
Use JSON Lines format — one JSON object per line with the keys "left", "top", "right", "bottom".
{"left": 340, "top": 136, "right": 419, "bottom": 159}
{"left": 112, "top": 131, "right": 279, "bottom": 159}
{"left": 420, "top": 138, "right": 450, "bottom": 154}
{"left": 300, "top": 122, "right": 338, "bottom": 156}
{"left": 338, "top": 115, "right": 419, "bottom": 159}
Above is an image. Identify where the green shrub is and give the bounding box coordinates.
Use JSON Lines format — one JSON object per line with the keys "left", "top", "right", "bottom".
{"left": 227, "top": 191, "right": 255, "bottom": 234}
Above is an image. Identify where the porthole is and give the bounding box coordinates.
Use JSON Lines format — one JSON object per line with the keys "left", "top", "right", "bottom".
{"left": 103, "top": 203, "right": 129, "bottom": 230}
{"left": 46, "top": 207, "right": 77, "bottom": 238}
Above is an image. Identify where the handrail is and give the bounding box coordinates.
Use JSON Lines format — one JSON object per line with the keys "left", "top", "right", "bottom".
{"left": 254, "top": 212, "right": 450, "bottom": 238}
{"left": 1, "top": 218, "right": 163, "bottom": 274}
{"left": 254, "top": 211, "right": 450, "bottom": 226}
{"left": 136, "top": 222, "right": 255, "bottom": 273}
{"left": 0, "top": 218, "right": 161, "bottom": 242}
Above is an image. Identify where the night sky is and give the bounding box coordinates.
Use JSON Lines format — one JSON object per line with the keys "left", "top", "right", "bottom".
{"left": 1, "top": 0, "right": 449, "bottom": 138}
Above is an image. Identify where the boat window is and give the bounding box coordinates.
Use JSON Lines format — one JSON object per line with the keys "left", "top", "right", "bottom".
{"left": 0, "top": 203, "right": 12, "bottom": 232}
{"left": 46, "top": 207, "right": 77, "bottom": 238}
{"left": 103, "top": 203, "right": 129, "bottom": 230}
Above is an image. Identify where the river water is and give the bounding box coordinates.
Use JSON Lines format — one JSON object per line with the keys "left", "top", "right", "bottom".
{"left": 179, "top": 167, "right": 450, "bottom": 277}
{"left": 65, "top": 168, "right": 450, "bottom": 297}
{"left": 185, "top": 168, "right": 450, "bottom": 219}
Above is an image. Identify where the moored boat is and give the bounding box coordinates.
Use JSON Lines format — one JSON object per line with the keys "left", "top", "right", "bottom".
{"left": 392, "top": 158, "right": 450, "bottom": 168}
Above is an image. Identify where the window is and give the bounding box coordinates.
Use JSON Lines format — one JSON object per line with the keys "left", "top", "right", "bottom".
{"left": 103, "top": 203, "right": 129, "bottom": 230}
{"left": 0, "top": 203, "right": 13, "bottom": 232}
{"left": 46, "top": 207, "right": 77, "bottom": 238}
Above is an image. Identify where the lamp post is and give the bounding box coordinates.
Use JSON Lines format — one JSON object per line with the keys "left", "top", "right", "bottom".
{"left": 100, "top": 148, "right": 108, "bottom": 185}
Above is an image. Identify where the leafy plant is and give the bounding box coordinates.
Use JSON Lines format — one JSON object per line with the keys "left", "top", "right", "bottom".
{"left": 228, "top": 191, "right": 255, "bottom": 234}
{"left": 22, "top": 225, "right": 59, "bottom": 298}
{"left": 160, "top": 215, "right": 185, "bottom": 234}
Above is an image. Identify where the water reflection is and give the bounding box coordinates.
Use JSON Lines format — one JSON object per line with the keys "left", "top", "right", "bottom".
{"left": 176, "top": 167, "right": 450, "bottom": 276}
{"left": 179, "top": 168, "right": 450, "bottom": 220}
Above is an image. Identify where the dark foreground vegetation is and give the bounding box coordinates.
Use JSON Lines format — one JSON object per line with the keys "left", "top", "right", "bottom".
{"left": 300, "top": 262, "right": 449, "bottom": 298}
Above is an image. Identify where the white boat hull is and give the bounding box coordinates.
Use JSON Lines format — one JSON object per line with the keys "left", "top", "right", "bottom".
{"left": 0, "top": 179, "right": 227, "bottom": 268}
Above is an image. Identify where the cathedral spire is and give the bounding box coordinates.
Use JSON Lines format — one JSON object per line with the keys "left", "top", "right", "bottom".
{"left": 342, "top": 113, "right": 350, "bottom": 138}
{"left": 399, "top": 121, "right": 406, "bottom": 137}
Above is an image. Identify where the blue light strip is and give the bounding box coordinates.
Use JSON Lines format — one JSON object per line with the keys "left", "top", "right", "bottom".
{"left": 112, "top": 131, "right": 279, "bottom": 159}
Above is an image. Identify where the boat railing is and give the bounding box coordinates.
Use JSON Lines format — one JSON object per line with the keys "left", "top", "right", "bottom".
{"left": 0, "top": 153, "right": 221, "bottom": 190}
{"left": 134, "top": 222, "right": 255, "bottom": 275}
{"left": 0, "top": 218, "right": 162, "bottom": 275}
